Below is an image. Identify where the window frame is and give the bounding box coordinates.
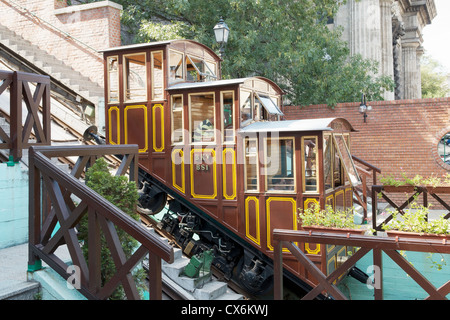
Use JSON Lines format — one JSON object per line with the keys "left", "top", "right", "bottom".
{"left": 107, "top": 55, "right": 119, "bottom": 103}
{"left": 188, "top": 92, "right": 216, "bottom": 145}
{"left": 302, "top": 135, "right": 319, "bottom": 193}
{"left": 221, "top": 90, "right": 235, "bottom": 144}
{"left": 123, "top": 52, "right": 148, "bottom": 102}
{"left": 168, "top": 49, "right": 184, "bottom": 85}
{"left": 151, "top": 50, "right": 164, "bottom": 101}
{"left": 264, "top": 137, "right": 296, "bottom": 193}
{"left": 171, "top": 94, "right": 184, "bottom": 145}
{"left": 244, "top": 137, "right": 259, "bottom": 192}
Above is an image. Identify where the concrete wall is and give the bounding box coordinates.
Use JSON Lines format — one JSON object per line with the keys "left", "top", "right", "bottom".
{"left": 0, "top": 162, "right": 29, "bottom": 249}
{"left": 0, "top": 0, "right": 122, "bottom": 87}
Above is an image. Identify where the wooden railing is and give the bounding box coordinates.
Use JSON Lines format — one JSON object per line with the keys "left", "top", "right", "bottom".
{"left": 0, "top": 70, "right": 51, "bottom": 161}
{"left": 273, "top": 229, "right": 450, "bottom": 300}
{"left": 352, "top": 155, "right": 381, "bottom": 220}
{"left": 371, "top": 185, "right": 450, "bottom": 234}
{"left": 28, "top": 144, "right": 174, "bottom": 300}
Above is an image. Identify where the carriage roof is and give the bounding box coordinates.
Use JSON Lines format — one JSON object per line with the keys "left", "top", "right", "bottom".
{"left": 238, "top": 118, "right": 356, "bottom": 133}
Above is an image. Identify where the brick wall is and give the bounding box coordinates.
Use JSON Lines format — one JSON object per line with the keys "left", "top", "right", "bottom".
{"left": 283, "top": 97, "right": 450, "bottom": 207}
{"left": 0, "top": 0, "right": 122, "bottom": 87}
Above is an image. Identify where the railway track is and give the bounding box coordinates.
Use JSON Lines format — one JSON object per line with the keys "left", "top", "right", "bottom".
{"left": 140, "top": 212, "right": 250, "bottom": 301}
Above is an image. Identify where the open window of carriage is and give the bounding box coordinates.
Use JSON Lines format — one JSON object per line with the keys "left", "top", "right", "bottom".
{"left": 323, "top": 132, "right": 361, "bottom": 192}
{"left": 151, "top": 51, "right": 164, "bottom": 101}
{"left": 265, "top": 137, "right": 295, "bottom": 192}
{"left": 124, "top": 53, "right": 147, "bottom": 102}
{"left": 189, "top": 92, "right": 216, "bottom": 144}
{"left": 222, "top": 91, "right": 235, "bottom": 143}
{"left": 107, "top": 56, "right": 119, "bottom": 103}
{"left": 302, "top": 136, "right": 319, "bottom": 193}
{"left": 186, "top": 55, "right": 217, "bottom": 82}
{"left": 169, "top": 49, "right": 218, "bottom": 84}
{"left": 171, "top": 95, "right": 183, "bottom": 144}
{"left": 169, "top": 49, "right": 184, "bottom": 84}
{"left": 244, "top": 138, "right": 259, "bottom": 191}
{"left": 254, "top": 93, "right": 283, "bottom": 122}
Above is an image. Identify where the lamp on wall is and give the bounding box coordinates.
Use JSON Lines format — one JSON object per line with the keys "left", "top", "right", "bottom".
{"left": 213, "top": 18, "right": 230, "bottom": 59}
{"left": 359, "top": 94, "right": 372, "bottom": 123}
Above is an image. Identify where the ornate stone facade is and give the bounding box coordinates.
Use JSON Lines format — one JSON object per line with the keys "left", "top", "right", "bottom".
{"left": 330, "top": 0, "right": 437, "bottom": 100}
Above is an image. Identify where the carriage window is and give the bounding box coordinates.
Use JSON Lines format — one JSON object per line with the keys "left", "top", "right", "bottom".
{"left": 172, "top": 95, "right": 183, "bottom": 144}
{"left": 190, "top": 93, "right": 215, "bottom": 143}
{"left": 152, "top": 51, "right": 164, "bottom": 100}
{"left": 323, "top": 134, "right": 333, "bottom": 190}
{"left": 169, "top": 50, "right": 184, "bottom": 83}
{"left": 256, "top": 94, "right": 283, "bottom": 119}
{"left": 240, "top": 90, "right": 252, "bottom": 127}
{"left": 107, "top": 56, "right": 119, "bottom": 103}
{"left": 186, "top": 55, "right": 217, "bottom": 82}
{"left": 245, "top": 139, "right": 258, "bottom": 191}
{"left": 266, "top": 138, "right": 294, "bottom": 192}
{"left": 303, "top": 137, "right": 318, "bottom": 192}
{"left": 222, "top": 91, "right": 234, "bottom": 143}
{"left": 333, "top": 134, "right": 361, "bottom": 186}
{"left": 124, "top": 53, "right": 147, "bottom": 101}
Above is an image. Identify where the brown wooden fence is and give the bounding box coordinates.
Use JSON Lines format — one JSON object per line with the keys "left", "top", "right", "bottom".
{"left": 28, "top": 144, "right": 174, "bottom": 300}
{"left": 0, "top": 70, "right": 51, "bottom": 161}
{"left": 273, "top": 229, "right": 450, "bottom": 300}
{"left": 372, "top": 185, "right": 450, "bottom": 234}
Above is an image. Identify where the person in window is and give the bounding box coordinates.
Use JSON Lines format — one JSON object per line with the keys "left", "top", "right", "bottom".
{"left": 193, "top": 117, "right": 214, "bottom": 142}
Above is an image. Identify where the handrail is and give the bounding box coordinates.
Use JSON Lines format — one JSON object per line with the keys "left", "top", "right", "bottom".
{"left": 352, "top": 155, "right": 382, "bottom": 175}
{"left": 273, "top": 229, "right": 450, "bottom": 300}
{"left": 28, "top": 145, "right": 174, "bottom": 300}
{"left": 0, "top": 70, "right": 51, "bottom": 161}
{"left": 351, "top": 155, "right": 381, "bottom": 221}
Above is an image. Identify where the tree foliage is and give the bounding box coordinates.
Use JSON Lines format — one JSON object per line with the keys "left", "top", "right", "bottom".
{"left": 421, "top": 54, "right": 450, "bottom": 98}
{"left": 79, "top": 157, "right": 145, "bottom": 300}
{"left": 75, "top": 0, "right": 394, "bottom": 106}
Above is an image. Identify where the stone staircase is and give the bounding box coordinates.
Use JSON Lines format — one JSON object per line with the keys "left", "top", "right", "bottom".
{"left": 0, "top": 244, "right": 40, "bottom": 300}
{"left": 0, "top": 24, "right": 103, "bottom": 108}
{"left": 144, "top": 227, "right": 244, "bottom": 300}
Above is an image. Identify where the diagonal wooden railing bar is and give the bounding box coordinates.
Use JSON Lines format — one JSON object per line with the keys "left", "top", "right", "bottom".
{"left": 28, "top": 145, "right": 174, "bottom": 300}
{"left": 273, "top": 229, "right": 450, "bottom": 300}
{"left": 0, "top": 70, "right": 51, "bottom": 161}
{"left": 371, "top": 185, "right": 450, "bottom": 234}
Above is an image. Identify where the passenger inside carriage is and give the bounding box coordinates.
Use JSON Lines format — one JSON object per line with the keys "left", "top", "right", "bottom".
{"left": 193, "top": 117, "right": 215, "bottom": 142}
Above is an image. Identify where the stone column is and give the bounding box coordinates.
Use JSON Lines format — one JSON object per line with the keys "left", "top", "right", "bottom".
{"left": 401, "top": 41, "right": 420, "bottom": 99}
{"left": 401, "top": 11, "right": 421, "bottom": 99}
{"left": 349, "top": 0, "right": 382, "bottom": 71}
{"left": 379, "top": 0, "right": 395, "bottom": 100}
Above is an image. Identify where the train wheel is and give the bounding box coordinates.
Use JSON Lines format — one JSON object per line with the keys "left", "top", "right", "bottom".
{"left": 137, "top": 181, "right": 167, "bottom": 216}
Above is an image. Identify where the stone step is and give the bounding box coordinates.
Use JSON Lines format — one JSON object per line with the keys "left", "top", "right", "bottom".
{"left": 0, "top": 280, "right": 40, "bottom": 300}
{"left": 0, "top": 24, "right": 103, "bottom": 105}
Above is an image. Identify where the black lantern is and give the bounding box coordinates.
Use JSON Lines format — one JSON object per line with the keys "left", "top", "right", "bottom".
{"left": 213, "top": 18, "right": 230, "bottom": 58}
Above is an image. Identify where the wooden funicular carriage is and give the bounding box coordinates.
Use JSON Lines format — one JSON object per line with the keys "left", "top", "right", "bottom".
{"left": 101, "top": 39, "right": 366, "bottom": 296}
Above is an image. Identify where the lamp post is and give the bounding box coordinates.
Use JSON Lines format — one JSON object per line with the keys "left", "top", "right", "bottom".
{"left": 213, "top": 18, "right": 230, "bottom": 59}
{"left": 358, "top": 93, "right": 372, "bottom": 123}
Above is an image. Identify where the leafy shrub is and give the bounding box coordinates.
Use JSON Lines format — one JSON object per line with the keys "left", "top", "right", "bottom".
{"left": 78, "top": 157, "right": 145, "bottom": 299}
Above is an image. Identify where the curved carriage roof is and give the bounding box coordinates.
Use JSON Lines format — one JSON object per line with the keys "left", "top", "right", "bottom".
{"left": 238, "top": 118, "right": 356, "bottom": 133}
{"left": 167, "top": 76, "right": 284, "bottom": 95}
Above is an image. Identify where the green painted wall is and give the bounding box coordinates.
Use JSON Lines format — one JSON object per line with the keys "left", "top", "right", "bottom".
{"left": 338, "top": 250, "right": 450, "bottom": 300}
{"left": 0, "top": 162, "right": 29, "bottom": 249}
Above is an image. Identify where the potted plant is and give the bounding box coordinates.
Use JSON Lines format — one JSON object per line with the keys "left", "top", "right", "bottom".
{"left": 298, "top": 203, "right": 365, "bottom": 235}
{"left": 382, "top": 202, "right": 450, "bottom": 240}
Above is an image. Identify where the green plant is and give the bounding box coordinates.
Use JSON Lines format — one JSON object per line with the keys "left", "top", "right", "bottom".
{"left": 380, "top": 173, "right": 450, "bottom": 188}
{"left": 298, "top": 203, "right": 360, "bottom": 229}
{"left": 78, "top": 157, "right": 145, "bottom": 300}
{"left": 382, "top": 202, "right": 450, "bottom": 235}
